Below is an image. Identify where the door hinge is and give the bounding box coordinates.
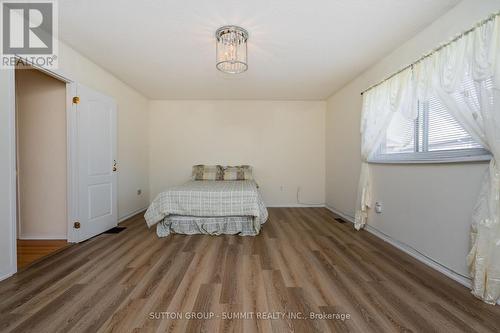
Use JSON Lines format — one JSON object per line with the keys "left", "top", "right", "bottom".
{"left": 74, "top": 221, "right": 81, "bottom": 229}
{"left": 72, "top": 96, "right": 80, "bottom": 104}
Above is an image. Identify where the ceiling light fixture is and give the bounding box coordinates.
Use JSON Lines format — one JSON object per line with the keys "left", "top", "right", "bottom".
{"left": 215, "top": 25, "right": 248, "bottom": 74}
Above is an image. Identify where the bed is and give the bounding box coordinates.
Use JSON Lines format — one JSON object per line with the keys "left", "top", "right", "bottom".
{"left": 145, "top": 178, "right": 268, "bottom": 237}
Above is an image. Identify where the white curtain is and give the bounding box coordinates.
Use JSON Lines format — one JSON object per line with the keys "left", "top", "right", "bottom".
{"left": 424, "top": 15, "right": 500, "bottom": 304}
{"left": 355, "top": 69, "right": 415, "bottom": 230}
{"left": 357, "top": 14, "right": 500, "bottom": 303}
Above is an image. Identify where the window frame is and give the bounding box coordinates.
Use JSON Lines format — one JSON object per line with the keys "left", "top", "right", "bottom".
{"left": 369, "top": 101, "right": 491, "bottom": 164}
{"left": 369, "top": 148, "right": 491, "bottom": 164}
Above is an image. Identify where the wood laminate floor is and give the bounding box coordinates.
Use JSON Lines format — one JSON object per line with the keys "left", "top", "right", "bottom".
{"left": 1, "top": 208, "right": 500, "bottom": 332}
{"left": 17, "top": 240, "right": 69, "bottom": 269}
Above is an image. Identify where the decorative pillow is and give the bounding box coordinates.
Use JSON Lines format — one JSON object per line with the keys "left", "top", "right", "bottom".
{"left": 192, "top": 165, "right": 223, "bottom": 180}
{"left": 223, "top": 165, "right": 253, "bottom": 181}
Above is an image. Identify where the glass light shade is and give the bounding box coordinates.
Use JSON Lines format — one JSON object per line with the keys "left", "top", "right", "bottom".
{"left": 215, "top": 26, "right": 248, "bottom": 74}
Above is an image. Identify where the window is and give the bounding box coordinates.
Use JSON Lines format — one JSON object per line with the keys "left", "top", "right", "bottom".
{"left": 371, "top": 81, "right": 491, "bottom": 163}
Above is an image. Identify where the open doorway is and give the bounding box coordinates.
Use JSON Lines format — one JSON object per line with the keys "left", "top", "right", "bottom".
{"left": 15, "top": 67, "right": 69, "bottom": 269}
{"left": 1, "top": 61, "right": 118, "bottom": 278}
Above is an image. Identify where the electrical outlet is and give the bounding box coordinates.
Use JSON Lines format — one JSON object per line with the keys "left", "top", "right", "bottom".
{"left": 137, "top": 189, "right": 142, "bottom": 196}
{"left": 375, "top": 202, "right": 382, "bottom": 213}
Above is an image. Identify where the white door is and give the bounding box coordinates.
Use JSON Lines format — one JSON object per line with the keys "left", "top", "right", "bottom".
{"left": 74, "top": 84, "right": 117, "bottom": 242}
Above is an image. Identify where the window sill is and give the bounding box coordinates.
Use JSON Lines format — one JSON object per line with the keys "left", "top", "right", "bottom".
{"left": 368, "top": 152, "right": 491, "bottom": 165}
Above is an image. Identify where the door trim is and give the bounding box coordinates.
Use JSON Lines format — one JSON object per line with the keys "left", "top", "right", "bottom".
{"left": 6, "top": 68, "right": 17, "bottom": 279}
{"left": 6, "top": 58, "right": 77, "bottom": 280}
{"left": 67, "top": 83, "right": 78, "bottom": 243}
{"left": 14, "top": 54, "right": 75, "bottom": 83}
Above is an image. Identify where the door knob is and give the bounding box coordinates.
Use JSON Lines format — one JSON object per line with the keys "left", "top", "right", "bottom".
{"left": 113, "top": 160, "right": 117, "bottom": 172}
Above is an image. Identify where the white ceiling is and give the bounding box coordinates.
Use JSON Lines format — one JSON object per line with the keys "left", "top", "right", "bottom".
{"left": 59, "top": 0, "right": 460, "bottom": 100}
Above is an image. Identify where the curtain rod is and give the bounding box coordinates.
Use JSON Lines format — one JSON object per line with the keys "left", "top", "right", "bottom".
{"left": 360, "top": 11, "right": 500, "bottom": 96}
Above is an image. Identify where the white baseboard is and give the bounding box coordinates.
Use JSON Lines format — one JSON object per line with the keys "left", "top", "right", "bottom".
{"left": 363, "top": 224, "right": 471, "bottom": 287}
{"left": 118, "top": 207, "right": 147, "bottom": 223}
{"left": 324, "top": 205, "right": 471, "bottom": 288}
{"left": 0, "top": 271, "right": 15, "bottom": 282}
{"left": 266, "top": 204, "right": 325, "bottom": 208}
{"left": 18, "top": 234, "right": 67, "bottom": 240}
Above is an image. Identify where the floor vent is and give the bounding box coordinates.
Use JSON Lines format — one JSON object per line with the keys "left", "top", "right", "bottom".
{"left": 334, "top": 217, "right": 346, "bottom": 224}
{"left": 104, "top": 226, "right": 127, "bottom": 234}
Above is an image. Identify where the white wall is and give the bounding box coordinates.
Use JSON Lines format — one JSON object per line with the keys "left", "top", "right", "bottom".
{"left": 149, "top": 100, "right": 326, "bottom": 206}
{"left": 325, "top": 0, "right": 500, "bottom": 277}
{"left": 16, "top": 69, "right": 67, "bottom": 239}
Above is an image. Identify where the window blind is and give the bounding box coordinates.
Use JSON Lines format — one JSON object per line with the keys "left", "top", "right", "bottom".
{"left": 383, "top": 112, "right": 416, "bottom": 154}
{"left": 426, "top": 95, "right": 482, "bottom": 152}
{"left": 373, "top": 76, "right": 491, "bottom": 163}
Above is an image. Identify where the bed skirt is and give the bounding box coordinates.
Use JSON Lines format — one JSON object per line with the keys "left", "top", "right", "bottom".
{"left": 156, "top": 215, "right": 261, "bottom": 237}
